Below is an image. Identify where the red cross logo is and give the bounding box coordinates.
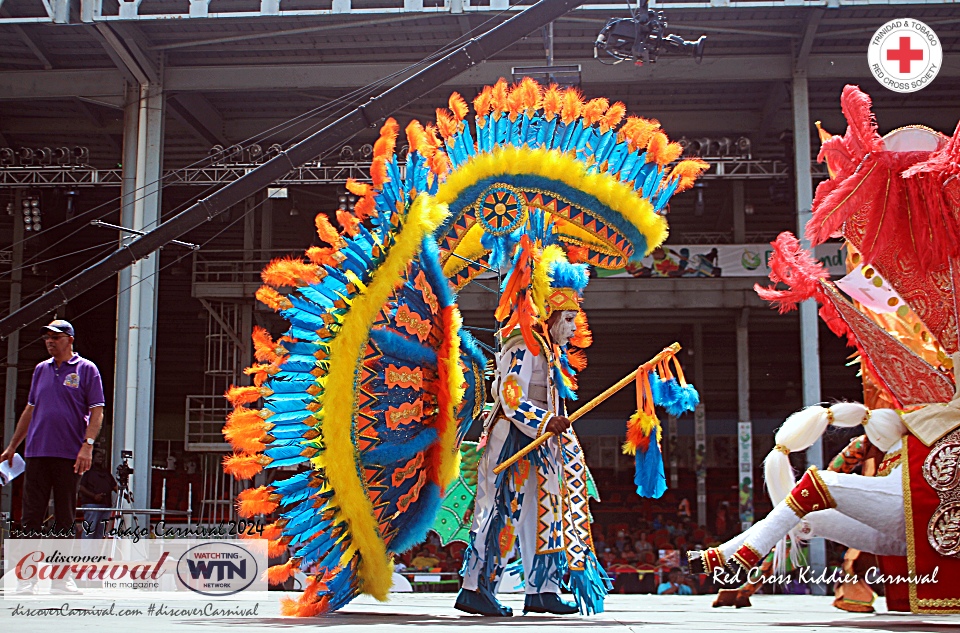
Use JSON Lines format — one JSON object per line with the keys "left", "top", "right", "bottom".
{"left": 886, "top": 36, "right": 924, "bottom": 73}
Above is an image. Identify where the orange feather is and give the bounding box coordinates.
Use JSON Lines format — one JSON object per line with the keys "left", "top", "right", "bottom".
{"left": 262, "top": 256, "right": 321, "bottom": 287}
{"left": 345, "top": 178, "right": 372, "bottom": 197}
{"left": 542, "top": 84, "right": 562, "bottom": 121}
{"left": 314, "top": 213, "right": 345, "bottom": 247}
{"left": 260, "top": 521, "right": 283, "bottom": 541}
{"left": 427, "top": 151, "right": 450, "bottom": 178}
{"left": 421, "top": 124, "right": 442, "bottom": 158}
{"left": 353, "top": 195, "right": 376, "bottom": 221}
{"left": 560, "top": 88, "right": 584, "bottom": 125}
{"left": 267, "top": 559, "right": 298, "bottom": 585}
{"left": 644, "top": 131, "right": 669, "bottom": 164}
{"left": 570, "top": 309, "right": 593, "bottom": 348}
{"left": 242, "top": 363, "right": 276, "bottom": 387}
{"left": 267, "top": 538, "right": 289, "bottom": 558}
{"left": 305, "top": 246, "right": 343, "bottom": 267}
{"left": 506, "top": 83, "right": 525, "bottom": 121}
{"left": 252, "top": 326, "right": 282, "bottom": 363}
{"left": 473, "top": 86, "right": 493, "bottom": 120}
{"left": 225, "top": 385, "right": 266, "bottom": 406}
{"left": 581, "top": 98, "right": 609, "bottom": 126}
{"left": 518, "top": 77, "right": 542, "bottom": 116}
{"left": 621, "top": 117, "right": 660, "bottom": 152}
{"left": 335, "top": 209, "right": 360, "bottom": 237}
{"left": 669, "top": 159, "right": 710, "bottom": 192}
{"left": 370, "top": 155, "right": 388, "bottom": 189}
{"left": 490, "top": 78, "right": 508, "bottom": 120}
{"left": 373, "top": 118, "right": 399, "bottom": 160}
{"left": 567, "top": 348, "right": 588, "bottom": 371}
{"left": 405, "top": 120, "right": 427, "bottom": 154}
{"left": 223, "top": 453, "right": 266, "bottom": 480}
{"left": 600, "top": 102, "right": 626, "bottom": 133}
{"left": 565, "top": 244, "right": 588, "bottom": 263}
{"left": 449, "top": 92, "right": 469, "bottom": 121}
{"left": 255, "top": 286, "right": 293, "bottom": 311}
{"left": 435, "top": 108, "right": 458, "bottom": 139}
{"left": 236, "top": 486, "right": 280, "bottom": 517}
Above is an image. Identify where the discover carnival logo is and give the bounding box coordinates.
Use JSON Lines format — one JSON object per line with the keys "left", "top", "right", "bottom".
{"left": 868, "top": 18, "right": 942, "bottom": 93}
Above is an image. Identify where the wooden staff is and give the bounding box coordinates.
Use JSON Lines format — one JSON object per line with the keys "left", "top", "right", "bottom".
{"left": 492, "top": 342, "right": 681, "bottom": 475}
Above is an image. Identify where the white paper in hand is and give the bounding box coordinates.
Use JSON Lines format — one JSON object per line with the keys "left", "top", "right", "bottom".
{"left": 0, "top": 453, "right": 25, "bottom": 485}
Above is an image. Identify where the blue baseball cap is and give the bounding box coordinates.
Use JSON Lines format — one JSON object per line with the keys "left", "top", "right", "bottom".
{"left": 42, "top": 319, "right": 74, "bottom": 337}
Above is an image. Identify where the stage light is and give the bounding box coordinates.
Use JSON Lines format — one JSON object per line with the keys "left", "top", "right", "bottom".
{"left": 53, "top": 147, "right": 71, "bottom": 165}
{"left": 0, "top": 148, "right": 14, "bottom": 166}
{"left": 247, "top": 144, "right": 263, "bottom": 163}
{"left": 359, "top": 144, "right": 373, "bottom": 159}
{"left": 715, "top": 137, "right": 732, "bottom": 157}
{"left": 226, "top": 144, "right": 244, "bottom": 163}
{"left": 18, "top": 148, "right": 35, "bottom": 166}
{"left": 209, "top": 145, "right": 225, "bottom": 163}
{"left": 595, "top": 2, "right": 705, "bottom": 66}
{"left": 735, "top": 137, "right": 752, "bottom": 159}
{"left": 73, "top": 146, "right": 90, "bottom": 164}
{"left": 339, "top": 146, "right": 355, "bottom": 162}
{"left": 744, "top": 202, "right": 755, "bottom": 216}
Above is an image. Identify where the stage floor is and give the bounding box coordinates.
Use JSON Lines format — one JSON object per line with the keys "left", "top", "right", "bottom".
{"left": 3, "top": 592, "right": 960, "bottom": 631}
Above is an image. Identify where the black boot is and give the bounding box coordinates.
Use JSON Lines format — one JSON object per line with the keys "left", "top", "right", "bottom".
{"left": 523, "top": 593, "right": 579, "bottom": 615}
{"left": 454, "top": 588, "right": 513, "bottom": 617}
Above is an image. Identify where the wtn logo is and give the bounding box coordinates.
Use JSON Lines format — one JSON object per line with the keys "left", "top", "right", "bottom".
{"left": 185, "top": 559, "right": 247, "bottom": 581}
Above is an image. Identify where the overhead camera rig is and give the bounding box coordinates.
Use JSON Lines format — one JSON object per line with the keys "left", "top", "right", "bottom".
{"left": 595, "top": 1, "right": 705, "bottom": 65}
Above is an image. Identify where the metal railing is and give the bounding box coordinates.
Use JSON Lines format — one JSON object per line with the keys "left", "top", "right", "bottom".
{"left": 185, "top": 394, "right": 233, "bottom": 452}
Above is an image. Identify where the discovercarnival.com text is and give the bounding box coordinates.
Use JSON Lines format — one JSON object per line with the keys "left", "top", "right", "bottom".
{"left": 10, "top": 602, "right": 261, "bottom": 617}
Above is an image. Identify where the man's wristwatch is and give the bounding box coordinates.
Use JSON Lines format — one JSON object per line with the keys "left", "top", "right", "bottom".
{"left": 84, "top": 438, "right": 95, "bottom": 446}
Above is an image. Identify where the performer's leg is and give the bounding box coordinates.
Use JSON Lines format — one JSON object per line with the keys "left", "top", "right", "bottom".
{"left": 516, "top": 465, "right": 560, "bottom": 596}
{"left": 816, "top": 468, "right": 905, "bottom": 537}
{"left": 803, "top": 509, "right": 905, "bottom": 556}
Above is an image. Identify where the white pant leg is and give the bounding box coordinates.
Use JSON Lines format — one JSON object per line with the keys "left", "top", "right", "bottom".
{"left": 818, "top": 468, "right": 905, "bottom": 537}
{"left": 516, "top": 450, "right": 561, "bottom": 596}
{"left": 461, "top": 422, "right": 510, "bottom": 592}
{"left": 804, "top": 509, "right": 906, "bottom": 556}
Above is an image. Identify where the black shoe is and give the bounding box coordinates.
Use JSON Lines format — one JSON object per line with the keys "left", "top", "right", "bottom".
{"left": 454, "top": 589, "right": 513, "bottom": 617}
{"left": 523, "top": 593, "right": 579, "bottom": 615}
{"left": 687, "top": 550, "right": 705, "bottom": 575}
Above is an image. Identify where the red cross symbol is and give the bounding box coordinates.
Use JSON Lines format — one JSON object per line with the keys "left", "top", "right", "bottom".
{"left": 886, "top": 36, "right": 924, "bottom": 73}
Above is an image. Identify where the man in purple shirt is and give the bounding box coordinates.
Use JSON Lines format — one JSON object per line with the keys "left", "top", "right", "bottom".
{"left": 1, "top": 319, "right": 105, "bottom": 544}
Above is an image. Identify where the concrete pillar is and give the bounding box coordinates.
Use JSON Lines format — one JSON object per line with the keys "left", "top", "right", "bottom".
{"left": 114, "top": 80, "right": 165, "bottom": 523}
{"left": 1, "top": 190, "right": 25, "bottom": 519}
{"left": 793, "top": 68, "right": 826, "bottom": 592}
{"left": 736, "top": 308, "right": 754, "bottom": 531}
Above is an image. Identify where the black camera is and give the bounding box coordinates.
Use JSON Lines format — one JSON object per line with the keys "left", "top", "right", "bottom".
{"left": 595, "top": 6, "right": 705, "bottom": 66}
{"left": 116, "top": 450, "right": 134, "bottom": 491}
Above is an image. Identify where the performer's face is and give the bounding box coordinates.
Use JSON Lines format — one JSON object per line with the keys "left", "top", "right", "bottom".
{"left": 549, "top": 310, "right": 578, "bottom": 346}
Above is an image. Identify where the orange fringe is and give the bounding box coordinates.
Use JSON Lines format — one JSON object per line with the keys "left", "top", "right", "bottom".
{"left": 262, "top": 256, "right": 321, "bottom": 287}
{"left": 569, "top": 309, "right": 593, "bottom": 348}
{"left": 223, "top": 453, "right": 266, "bottom": 480}
{"left": 314, "top": 213, "right": 344, "bottom": 247}
{"left": 336, "top": 209, "right": 361, "bottom": 237}
{"left": 560, "top": 88, "right": 584, "bottom": 125}
{"left": 472, "top": 86, "right": 493, "bottom": 120}
{"left": 567, "top": 348, "right": 588, "bottom": 372}
{"left": 236, "top": 486, "right": 280, "bottom": 517}
{"left": 600, "top": 102, "right": 626, "bottom": 133}
{"left": 565, "top": 244, "right": 588, "bottom": 263}
{"left": 449, "top": 92, "right": 469, "bottom": 122}
{"left": 256, "top": 286, "right": 293, "bottom": 311}
{"left": 542, "top": 84, "right": 562, "bottom": 121}
{"left": 582, "top": 97, "right": 609, "bottom": 126}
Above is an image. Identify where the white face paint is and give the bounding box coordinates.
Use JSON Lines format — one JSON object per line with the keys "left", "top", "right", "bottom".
{"left": 550, "top": 310, "right": 578, "bottom": 346}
